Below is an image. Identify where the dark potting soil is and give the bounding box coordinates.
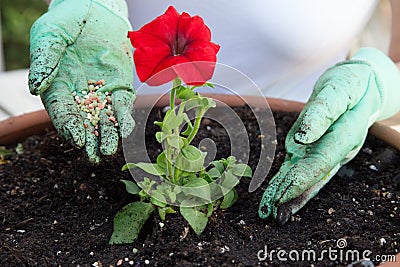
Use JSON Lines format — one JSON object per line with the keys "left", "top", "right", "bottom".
{"left": 0, "top": 107, "right": 399, "bottom": 267}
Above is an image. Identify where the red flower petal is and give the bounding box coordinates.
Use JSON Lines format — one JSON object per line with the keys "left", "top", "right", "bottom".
{"left": 128, "top": 6, "right": 220, "bottom": 86}
{"left": 133, "top": 45, "right": 172, "bottom": 83}
{"left": 184, "top": 40, "right": 220, "bottom": 62}
{"left": 174, "top": 61, "right": 217, "bottom": 86}
{"left": 132, "top": 6, "right": 179, "bottom": 46}
{"left": 147, "top": 56, "right": 190, "bottom": 86}
{"left": 177, "top": 13, "right": 211, "bottom": 44}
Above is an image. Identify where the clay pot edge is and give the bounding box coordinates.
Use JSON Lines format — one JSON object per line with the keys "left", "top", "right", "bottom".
{"left": 0, "top": 94, "right": 305, "bottom": 145}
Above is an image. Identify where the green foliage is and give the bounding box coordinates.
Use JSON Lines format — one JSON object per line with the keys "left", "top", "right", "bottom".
{"left": 0, "top": 146, "right": 12, "bottom": 157}
{"left": 158, "top": 206, "right": 176, "bottom": 221}
{"left": 111, "top": 80, "right": 253, "bottom": 244}
{"left": 220, "top": 189, "right": 238, "bottom": 209}
{"left": 120, "top": 180, "right": 140, "bottom": 195}
{"left": 1, "top": 0, "right": 47, "bottom": 70}
{"left": 0, "top": 146, "right": 12, "bottom": 164}
{"left": 109, "top": 201, "right": 155, "bottom": 244}
{"left": 15, "top": 143, "right": 24, "bottom": 154}
{"left": 180, "top": 206, "right": 208, "bottom": 235}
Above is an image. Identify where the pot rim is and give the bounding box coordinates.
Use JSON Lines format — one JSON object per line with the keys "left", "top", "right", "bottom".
{"left": 1, "top": 93, "right": 399, "bottom": 153}
{"left": 0, "top": 94, "right": 305, "bottom": 145}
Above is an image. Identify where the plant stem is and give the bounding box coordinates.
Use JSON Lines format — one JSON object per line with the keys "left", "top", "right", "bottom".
{"left": 166, "top": 77, "right": 181, "bottom": 181}
{"left": 187, "top": 109, "right": 205, "bottom": 144}
{"left": 166, "top": 145, "right": 174, "bottom": 181}
{"left": 170, "top": 77, "right": 181, "bottom": 110}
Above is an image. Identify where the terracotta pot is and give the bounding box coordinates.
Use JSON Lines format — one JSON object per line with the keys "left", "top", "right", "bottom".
{"left": 1, "top": 94, "right": 399, "bottom": 264}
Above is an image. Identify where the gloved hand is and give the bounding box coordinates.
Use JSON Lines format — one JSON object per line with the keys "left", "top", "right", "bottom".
{"left": 29, "top": 0, "right": 135, "bottom": 164}
{"left": 259, "top": 48, "right": 400, "bottom": 223}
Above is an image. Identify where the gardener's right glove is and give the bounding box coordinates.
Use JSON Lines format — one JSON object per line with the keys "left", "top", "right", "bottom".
{"left": 29, "top": 0, "right": 135, "bottom": 164}
{"left": 259, "top": 48, "right": 400, "bottom": 223}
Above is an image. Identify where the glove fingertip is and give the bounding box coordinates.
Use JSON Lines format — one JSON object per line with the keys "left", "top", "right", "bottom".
{"left": 29, "top": 44, "right": 61, "bottom": 95}
{"left": 88, "top": 153, "right": 101, "bottom": 165}
{"left": 28, "top": 71, "right": 51, "bottom": 95}
{"left": 98, "top": 110, "right": 120, "bottom": 156}
{"left": 120, "top": 115, "right": 135, "bottom": 138}
{"left": 99, "top": 133, "right": 119, "bottom": 156}
{"left": 294, "top": 130, "right": 315, "bottom": 145}
{"left": 293, "top": 118, "right": 322, "bottom": 144}
{"left": 258, "top": 204, "right": 271, "bottom": 219}
{"left": 258, "top": 191, "right": 274, "bottom": 219}
{"left": 71, "top": 131, "right": 85, "bottom": 148}
{"left": 276, "top": 205, "right": 292, "bottom": 225}
{"left": 85, "top": 137, "right": 101, "bottom": 165}
{"left": 65, "top": 123, "right": 86, "bottom": 148}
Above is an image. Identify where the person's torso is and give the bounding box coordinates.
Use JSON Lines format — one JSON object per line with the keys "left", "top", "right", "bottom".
{"left": 128, "top": 0, "right": 378, "bottom": 102}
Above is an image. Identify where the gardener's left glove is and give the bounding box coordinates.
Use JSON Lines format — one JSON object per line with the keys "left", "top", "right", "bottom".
{"left": 259, "top": 48, "right": 400, "bottom": 224}
{"left": 29, "top": 0, "right": 135, "bottom": 164}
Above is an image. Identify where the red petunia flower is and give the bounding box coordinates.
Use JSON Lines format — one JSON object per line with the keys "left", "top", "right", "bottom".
{"left": 128, "top": 6, "right": 220, "bottom": 86}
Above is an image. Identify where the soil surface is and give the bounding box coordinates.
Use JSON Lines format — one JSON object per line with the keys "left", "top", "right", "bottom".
{"left": 1, "top": 107, "right": 399, "bottom": 267}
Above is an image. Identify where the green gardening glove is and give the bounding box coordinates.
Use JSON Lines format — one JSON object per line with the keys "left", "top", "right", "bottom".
{"left": 259, "top": 48, "right": 400, "bottom": 224}
{"left": 29, "top": 0, "right": 135, "bottom": 164}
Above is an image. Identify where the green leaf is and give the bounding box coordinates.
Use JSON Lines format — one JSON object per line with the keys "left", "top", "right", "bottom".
{"left": 210, "top": 161, "right": 224, "bottom": 173}
{"left": 185, "top": 96, "right": 216, "bottom": 111}
{"left": 175, "top": 145, "right": 206, "bottom": 173}
{"left": 181, "top": 125, "right": 193, "bottom": 136}
{"left": 157, "top": 152, "right": 167, "bottom": 168}
{"left": 0, "top": 146, "right": 12, "bottom": 157}
{"left": 154, "top": 121, "right": 163, "bottom": 128}
{"left": 177, "top": 86, "right": 195, "bottom": 100}
{"left": 150, "top": 191, "right": 167, "bottom": 207}
{"left": 201, "top": 97, "right": 216, "bottom": 110}
{"left": 155, "top": 131, "right": 164, "bottom": 143}
{"left": 220, "top": 170, "right": 240, "bottom": 195}
{"left": 206, "top": 203, "right": 213, "bottom": 217}
{"left": 232, "top": 164, "right": 253, "bottom": 177}
{"left": 121, "top": 163, "right": 136, "bottom": 171}
{"left": 181, "top": 113, "right": 193, "bottom": 136}
{"left": 138, "top": 177, "right": 156, "bottom": 192}
{"left": 164, "top": 109, "right": 184, "bottom": 129}
{"left": 207, "top": 167, "right": 222, "bottom": 179}
{"left": 155, "top": 182, "right": 171, "bottom": 192}
{"left": 220, "top": 189, "right": 238, "bottom": 209}
{"left": 200, "top": 172, "right": 213, "bottom": 183}
{"left": 225, "top": 156, "right": 237, "bottom": 168}
{"left": 184, "top": 177, "right": 211, "bottom": 201}
{"left": 180, "top": 206, "right": 208, "bottom": 235}
{"left": 163, "top": 124, "right": 173, "bottom": 134}
{"left": 166, "top": 135, "right": 184, "bottom": 149}
{"left": 168, "top": 191, "right": 177, "bottom": 203}
{"left": 158, "top": 206, "right": 176, "bottom": 220}
{"left": 123, "top": 162, "right": 165, "bottom": 176}
{"left": 185, "top": 98, "right": 203, "bottom": 111}
{"left": 138, "top": 190, "right": 149, "bottom": 199}
{"left": 109, "top": 202, "right": 155, "bottom": 244}
{"left": 121, "top": 180, "right": 141, "bottom": 195}
{"left": 156, "top": 183, "right": 178, "bottom": 203}
{"left": 204, "top": 82, "right": 215, "bottom": 89}
{"left": 15, "top": 143, "right": 24, "bottom": 155}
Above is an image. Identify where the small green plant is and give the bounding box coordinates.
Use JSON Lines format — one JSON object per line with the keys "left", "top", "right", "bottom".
{"left": 109, "top": 80, "right": 252, "bottom": 244}
{"left": 0, "top": 146, "right": 12, "bottom": 164}
{"left": 109, "top": 6, "right": 252, "bottom": 244}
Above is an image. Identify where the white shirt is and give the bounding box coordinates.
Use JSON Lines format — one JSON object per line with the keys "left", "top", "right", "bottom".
{"left": 128, "top": 0, "right": 378, "bottom": 102}
{"left": 0, "top": 0, "right": 379, "bottom": 120}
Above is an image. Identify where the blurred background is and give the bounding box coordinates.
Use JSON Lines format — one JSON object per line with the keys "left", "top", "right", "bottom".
{"left": 0, "top": 0, "right": 392, "bottom": 71}
{"left": 0, "top": 0, "right": 47, "bottom": 71}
